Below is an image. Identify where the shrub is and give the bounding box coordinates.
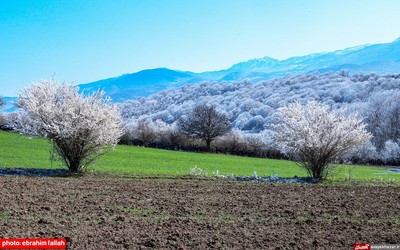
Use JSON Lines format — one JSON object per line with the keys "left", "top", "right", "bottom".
{"left": 274, "top": 101, "right": 371, "bottom": 180}
{"left": 14, "top": 78, "right": 123, "bottom": 172}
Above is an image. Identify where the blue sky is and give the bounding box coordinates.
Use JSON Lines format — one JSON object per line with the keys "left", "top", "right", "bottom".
{"left": 1, "top": 0, "right": 400, "bottom": 96}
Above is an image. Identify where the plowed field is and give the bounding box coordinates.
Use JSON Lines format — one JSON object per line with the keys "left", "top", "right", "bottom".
{"left": 0, "top": 175, "right": 399, "bottom": 249}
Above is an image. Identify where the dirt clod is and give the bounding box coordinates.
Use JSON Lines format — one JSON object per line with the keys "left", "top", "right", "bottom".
{"left": 0, "top": 176, "right": 398, "bottom": 249}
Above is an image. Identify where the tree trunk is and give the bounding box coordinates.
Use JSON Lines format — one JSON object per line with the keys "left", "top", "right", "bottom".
{"left": 67, "top": 156, "right": 81, "bottom": 173}
{"left": 206, "top": 139, "right": 211, "bottom": 152}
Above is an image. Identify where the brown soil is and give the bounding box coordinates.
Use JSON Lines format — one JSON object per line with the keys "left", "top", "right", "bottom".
{"left": 0, "top": 175, "right": 399, "bottom": 249}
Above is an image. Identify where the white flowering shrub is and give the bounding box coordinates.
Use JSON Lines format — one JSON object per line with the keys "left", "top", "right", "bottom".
{"left": 14, "top": 78, "right": 124, "bottom": 172}
{"left": 274, "top": 101, "right": 371, "bottom": 180}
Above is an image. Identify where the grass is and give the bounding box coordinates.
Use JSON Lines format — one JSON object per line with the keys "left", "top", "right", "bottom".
{"left": 0, "top": 130, "right": 55, "bottom": 168}
{"left": 0, "top": 130, "right": 399, "bottom": 182}
{"left": 94, "top": 143, "right": 300, "bottom": 177}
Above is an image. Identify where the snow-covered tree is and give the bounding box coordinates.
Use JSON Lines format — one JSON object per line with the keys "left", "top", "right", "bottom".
{"left": 344, "top": 141, "right": 377, "bottom": 164}
{"left": 14, "top": 78, "right": 124, "bottom": 172}
{"left": 178, "top": 104, "right": 231, "bottom": 151}
{"left": 362, "top": 90, "right": 400, "bottom": 150}
{"left": 273, "top": 101, "right": 371, "bottom": 180}
{"left": 0, "top": 96, "right": 4, "bottom": 109}
{"left": 381, "top": 140, "right": 400, "bottom": 164}
{"left": 118, "top": 72, "right": 400, "bottom": 163}
{"left": 0, "top": 96, "right": 6, "bottom": 128}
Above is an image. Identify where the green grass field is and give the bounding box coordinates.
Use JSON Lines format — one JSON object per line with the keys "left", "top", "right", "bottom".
{"left": 0, "top": 130, "right": 399, "bottom": 182}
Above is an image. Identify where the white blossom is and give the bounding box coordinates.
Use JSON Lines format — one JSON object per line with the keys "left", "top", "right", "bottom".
{"left": 273, "top": 101, "right": 371, "bottom": 180}
{"left": 14, "top": 78, "right": 124, "bottom": 172}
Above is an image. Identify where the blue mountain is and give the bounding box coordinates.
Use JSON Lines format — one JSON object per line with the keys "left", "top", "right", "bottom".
{"left": 77, "top": 38, "right": 400, "bottom": 102}
{"left": 208, "top": 38, "right": 400, "bottom": 80}
{"left": 1, "top": 97, "right": 18, "bottom": 113}
{"left": 3, "top": 38, "right": 400, "bottom": 109}
{"left": 78, "top": 68, "right": 202, "bottom": 102}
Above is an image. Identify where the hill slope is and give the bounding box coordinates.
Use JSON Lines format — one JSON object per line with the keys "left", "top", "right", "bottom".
{"left": 206, "top": 38, "right": 400, "bottom": 80}
{"left": 4, "top": 38, "right": 400, "bottom": 107}
{"left": 78, "top": 68, "right": 202, "bottom": 102}
{"left": 119, "top": 71, "right": 400, "bottom": 165}
{"left": 77, "top": 38, "right": 400, "bottom": 102}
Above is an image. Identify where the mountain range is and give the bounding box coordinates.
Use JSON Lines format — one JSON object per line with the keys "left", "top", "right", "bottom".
{"left": 78, "top": 38, "right": 400, "bottom": 102}
{"left": 2, "top": 37, "right": 400, "bottom": 111}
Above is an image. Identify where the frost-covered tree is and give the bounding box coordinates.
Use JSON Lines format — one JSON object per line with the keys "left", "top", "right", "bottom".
{"left": 178, "top": 104, "right": 231, "bottom": 151}
{"left": 363, "top": 91, "right": 399, "bottom": 150}
{"left": 0, "top": 96, "right": 7, "bottom": 129}
{"left": 118, "top": 72, "right": 400, "bottom": 163}
{"left": 214, "top": 129, "right": 247, "bottom": 154}
{"left": 358, "top": 90, "right": 400, "bottom": 152}
{"left": 14, "top": 78, "right": 123, "bottom": 172}
{"left": 344, "top": 141, "right": 377, "bottom": 164}
{"left": 135, "top": 120, "right": 156, "bottom": 146}
{"left": 274, "top": 101, "right": 371, "bottom": 180}
{"left": 0, "top": 96, "right": 4, "bottom": 108}
{"left": 381, "top": 140, "right": 400, "bottom": 164}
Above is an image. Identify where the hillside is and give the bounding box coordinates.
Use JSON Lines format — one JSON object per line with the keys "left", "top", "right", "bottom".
{"left": 222, "top": 38, "right": 400, "bottom": 78}
{"left": 78, "top": 68, "right": 200, "bottom": 102}
{"left": 77, "top": 38, "right": 400, "bottom": 102}
{"left": 119, "top": 71, "right": 400, "bottom": 130}
{"left": 3, "top": 38, "right": 400, "bottom": 107}
{"left": 119, "top": 71, "right": 400, "bottom": 164}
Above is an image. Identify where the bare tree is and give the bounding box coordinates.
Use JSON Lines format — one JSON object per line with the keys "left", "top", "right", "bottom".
{"left": 135, "top": 120, "right": 156, "bottom": 146}
{"left": 178, "top": 104, "right": 231, "bottom": 151}
{"left": 14, "top": 78, "right": 123, "bottom": 172}
{"left": 273, "top": 101, "right": 371, "bottom": 180}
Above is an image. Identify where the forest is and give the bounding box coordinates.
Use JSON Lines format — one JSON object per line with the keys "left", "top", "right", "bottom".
{"left": 119, "top": 70, "right": 400, "bottom": 165}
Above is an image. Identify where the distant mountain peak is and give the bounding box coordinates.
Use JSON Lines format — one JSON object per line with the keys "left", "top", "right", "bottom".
{"left": 257, "top": 56, "right": 279, "bottom": 62}
{"left": 121, "top": 67, "right": 191, "bottom": 79}
{"left": 332, "top": 44, "right": 369, "bottom": 55}
{"left": 78, "top": 68, "right": 196, "bottom": 102}
{"left": 229, "top": 56, "right": 279, "bottom": 72}
{"left": 75, "top": 38, "right": 400, "bottom": 103}
{"left": 232, "top": 56, "right": 279, "bottom": 65}
{"left": 134, "top": 67, "right": 182, "bottom": 73}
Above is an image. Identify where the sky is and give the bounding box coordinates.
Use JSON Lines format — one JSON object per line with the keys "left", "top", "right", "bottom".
{"left": 1, "top": 0, "right": 400, "bottom": 96}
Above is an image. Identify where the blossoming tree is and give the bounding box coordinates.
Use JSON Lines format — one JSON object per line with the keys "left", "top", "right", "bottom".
{"left": 15, "top": 78, "right": 123, "bottom": 172}
{"left": 274, "top": 101, "right": 371, "bottom": 180}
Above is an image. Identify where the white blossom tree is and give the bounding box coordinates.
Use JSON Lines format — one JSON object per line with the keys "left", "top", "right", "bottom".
{"left": 14, "top": 78, "right": 124, "bottom": 172}
{"left": 273, "top": 101, "right": 371, "bottom": 180}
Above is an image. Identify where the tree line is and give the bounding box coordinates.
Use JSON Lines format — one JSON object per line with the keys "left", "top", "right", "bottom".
{"left": 0, "top": 73, "right": 395, "bottom": 181}
{"left": 119, "top": 71, "right": 400, "bottom": 165}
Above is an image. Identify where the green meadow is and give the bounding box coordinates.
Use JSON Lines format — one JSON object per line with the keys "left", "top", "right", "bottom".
{"left": 0, "top": 130, "right": 399, "bottom": 182}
